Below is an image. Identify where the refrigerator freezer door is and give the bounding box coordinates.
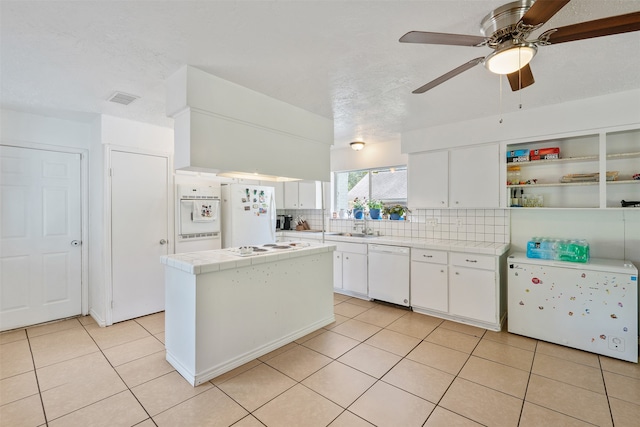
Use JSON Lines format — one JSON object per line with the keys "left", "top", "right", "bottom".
{"left": 508, "top": 254, "right": 638, "bottom": 362}
{"left": 222, "top": 184, "right": 276, "bottom": 248}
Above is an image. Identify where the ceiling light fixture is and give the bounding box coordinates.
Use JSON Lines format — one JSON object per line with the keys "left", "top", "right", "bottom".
{"left": 350, "top": 141, "right": 365, "bottom": 151}
{"left": 484, "top": 42, "right": 537, "bottom": 75}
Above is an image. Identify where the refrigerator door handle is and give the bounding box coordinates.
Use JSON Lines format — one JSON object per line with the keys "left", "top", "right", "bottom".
{"left": 269, "top": 191, "right": 276, "bottom": 243}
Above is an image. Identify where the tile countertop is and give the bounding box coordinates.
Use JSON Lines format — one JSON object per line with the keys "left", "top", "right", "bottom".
{"left": 281, "top": 231, "right": 510, "bottom": 256}
{"left": 161, "top": 242, "right": 337, "bottom": 275}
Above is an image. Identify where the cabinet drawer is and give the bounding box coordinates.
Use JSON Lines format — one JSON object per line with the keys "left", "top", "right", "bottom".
{"left": 450, "top": 252, "right": 495, "bottom": 270}
{"left": 411, "top": 249, "right": 447, "bottom": 264}
{"left": 327, "top": 240, "right": 367, "bottom": 254}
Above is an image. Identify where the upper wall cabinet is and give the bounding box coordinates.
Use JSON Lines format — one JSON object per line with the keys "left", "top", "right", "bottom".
{"left": 283, "top": 181, "right": 323, "bottom": 209}
{"left": 450, "top": 144, "right": 500, "bottom": 208}
{"left": 409, "top": 144, "right": 500, "bottom": 209}
{"left": 408, "top": 150, "right": 449, "bottom": 208}
{"left": 505, "top": 128, "right": 640, "bottom": 209}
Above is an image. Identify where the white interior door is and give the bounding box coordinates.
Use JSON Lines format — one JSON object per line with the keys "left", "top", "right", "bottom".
{"left": 0, "top": 146, "right": 82, "bottom": 331}
{"left": 111, "top": 150, "right": 169, "bottom": 323}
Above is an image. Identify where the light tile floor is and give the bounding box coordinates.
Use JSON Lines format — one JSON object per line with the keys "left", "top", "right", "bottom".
{"left": 1, "top": 293, "right": 639, "bottom": 426}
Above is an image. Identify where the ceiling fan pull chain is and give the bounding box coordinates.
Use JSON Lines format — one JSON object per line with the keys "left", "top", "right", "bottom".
{"left": 518, "top": 49, "right": 523, "bottom": 109}
{"left": 499, "top": 74, "right": 503, "bottom": 124}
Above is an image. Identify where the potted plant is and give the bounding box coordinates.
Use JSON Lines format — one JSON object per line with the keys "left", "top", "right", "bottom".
{"left": 367, "top": 199, "right": 383, "bottom": 219}
{"left": 351, "top": 197, "right": 366, "bottom": 219}
{"left": 384, "top": 204, "right": 410, "bottom": 220}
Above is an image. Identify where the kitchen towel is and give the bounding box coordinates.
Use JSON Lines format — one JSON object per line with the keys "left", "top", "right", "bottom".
{"left": 192, "top": 200, "right": 218, "bottom": 222}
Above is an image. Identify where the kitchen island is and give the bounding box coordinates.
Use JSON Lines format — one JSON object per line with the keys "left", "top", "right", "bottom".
{"left": 161, "top": 242, "right": 336, "bottom": 386}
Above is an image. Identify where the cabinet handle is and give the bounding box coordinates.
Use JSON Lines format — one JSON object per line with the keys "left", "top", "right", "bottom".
{"left": 441, "top": 201, "right": 445, "bottom": 205}
{"left": 345, "top": 256, "right": 349, "bottom": 260}
{"left": 465, "top": 259, "right": 477, "bottom": 263}
{"left": 455, "top": 201, "right": 459, "bottom": 204}
{"left": 455, "top": 272, "right": 460, "bottom": 275}
{"left": 423, "top": 254, "right": 433, "bottom": 258}
{"left": 440, "top": 269, "right": 444, "bottom": 273}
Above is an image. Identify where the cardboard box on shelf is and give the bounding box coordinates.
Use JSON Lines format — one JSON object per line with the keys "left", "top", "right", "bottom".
{"left": 507, "top": 149, "right": 529, "bottom": 163}
{"left": 530, "top": 147, "right": 560, "bottom": 160}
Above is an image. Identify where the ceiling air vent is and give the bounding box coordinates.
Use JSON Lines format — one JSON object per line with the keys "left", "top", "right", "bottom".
{"left": 108, "top": 92, "right": 139, "bottom": 106}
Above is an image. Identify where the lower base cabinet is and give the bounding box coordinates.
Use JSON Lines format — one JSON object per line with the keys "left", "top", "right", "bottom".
{"left": 411, "top": 249, "right": 448, "bottom": 313}
{"left": 411, "top": 250, "right": 506, "bottom": 331}
{"left": 330, "top": 240, "right": 368, "bottom": 298}
{"left": 449, "top": 266, "right": 496, "bottom": 324}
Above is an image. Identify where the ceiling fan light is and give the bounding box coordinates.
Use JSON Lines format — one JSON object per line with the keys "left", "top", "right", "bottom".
{"left": 484, "top": 43, "right": 537, "bottom": 75}
{"left": 350, "top": 141, "right": 365, "bottom": 151}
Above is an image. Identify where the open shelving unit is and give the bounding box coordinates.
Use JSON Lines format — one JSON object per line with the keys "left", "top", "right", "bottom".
{"left": 505, "top": 128, "right": 640, "bottom": 209}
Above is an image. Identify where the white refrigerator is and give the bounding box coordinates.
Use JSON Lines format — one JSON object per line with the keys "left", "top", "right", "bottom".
{"left": 507, "top": 253, "right": 638, "bottom": 362}
{"left": 221, "top": 184, "right": 276, "bottom": 248}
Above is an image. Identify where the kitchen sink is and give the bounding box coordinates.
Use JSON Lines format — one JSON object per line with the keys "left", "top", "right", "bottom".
{"left": 333, "top": 232, "right": 377, "bottom": 238}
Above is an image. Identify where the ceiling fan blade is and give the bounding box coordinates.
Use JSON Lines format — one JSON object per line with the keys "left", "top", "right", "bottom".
{"left": 545, "top": 11, "right": 640, "bottom": 44}
{"left": 507, "top": 64, "right": 535, "bottom": 91}
{"left": 412, "top": 57, "right": 484, "bottom": 94}
{"left": 520, "top": 0, "right": 571, "bottom": 27}
{"left": 399, "top": 31, "right": 486, "bottom": 46}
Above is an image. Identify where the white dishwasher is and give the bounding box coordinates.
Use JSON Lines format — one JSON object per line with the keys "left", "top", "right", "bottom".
{"left": 368, "top": 244, "right": 410, "bottom": 306}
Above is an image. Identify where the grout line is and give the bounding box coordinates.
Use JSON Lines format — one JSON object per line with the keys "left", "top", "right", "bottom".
{"left": 25, "top": 331, "right": 49, "bottom": 427}
{"left": 79, "top": 321, "right": 159, "bottom": 426}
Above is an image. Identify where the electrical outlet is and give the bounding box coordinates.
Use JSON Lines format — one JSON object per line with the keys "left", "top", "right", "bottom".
{"left": 456, "top": 218, "right": 464, "bottom": 227}
{"left": 426, "top": 218, "right": 438, "bottom": 226}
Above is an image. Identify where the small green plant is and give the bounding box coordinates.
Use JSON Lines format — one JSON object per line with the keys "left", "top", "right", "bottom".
{"left": 384, "top": 204, "right": 411, "bottom": 217}
{"left": 351, "top": 197, "right": 366, "bottom": 210}
{"left": 367, "top": 199, "right": 384, "bottom": 210}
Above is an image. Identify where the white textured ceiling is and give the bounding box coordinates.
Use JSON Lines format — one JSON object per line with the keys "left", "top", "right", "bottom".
{"left": 2, "top": 0, "right": 639, "bottom": 148}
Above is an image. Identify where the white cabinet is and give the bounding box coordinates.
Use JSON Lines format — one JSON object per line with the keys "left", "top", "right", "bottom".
{"left": 408, "top": 144, "right": 500, "bottom": 209}
{"left": 343, "top": 252, "right": 368, "bottom": 296}
{"left": 448, "top": 253, "right": 497, "bottom": 324}
{"left": 449, "top": 144, "right": 500, "bottom": 208}
{"left": 411, "top": 250, "right": 505, "bottom": 331}
{"left": 329, "top": 240, "right": 368, "bottom": 298}
{"left": 410, "top": 249, "right": 448, "bottom": 313}
{"left": 333, "top": 251, "right": 343, "bottom": 290}
{"left": 408, "top": 151, "right": 448, "bottom": 208}
{"left": 284, "top": 181, "right": 323, "bottom": 209}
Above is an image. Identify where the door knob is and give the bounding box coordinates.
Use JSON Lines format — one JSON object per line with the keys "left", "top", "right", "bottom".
{"left": 70, "top": 240, "right": 81, "bottom": 247}
{"left": 159, "top": 239, "right": 167, "bottom": 245}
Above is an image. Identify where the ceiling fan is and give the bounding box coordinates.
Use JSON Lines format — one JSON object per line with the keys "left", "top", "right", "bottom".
{"left": 400, "top": 0, "right": 640, "bottom": 93}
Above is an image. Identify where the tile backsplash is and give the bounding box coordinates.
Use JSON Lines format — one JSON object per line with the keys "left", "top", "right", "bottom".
{"left": 328, "top": 209, "right": 510, "bottom": 243}
{"left": 278, "top": 208, "right": 510, "bottom": 243}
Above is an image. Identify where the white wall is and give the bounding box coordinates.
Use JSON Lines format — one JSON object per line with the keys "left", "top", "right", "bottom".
{"left": 101, "top": 115, "right": 174, "bottom": 152}
{"left": 402, "top": 89, "right": 640, "bottom": 153}
{"left": 330, "top": 140, "right": 407, "bottom": 172}
{"left": 510, "top": 209, "right": 640, "bottom": 272}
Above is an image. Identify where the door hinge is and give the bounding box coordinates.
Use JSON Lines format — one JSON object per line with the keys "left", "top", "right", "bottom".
{"left": 109, "top": 168, "right": 112, "bottom": 177}
{"left": 110, "top": 300, "right": 113, "bottom": 309}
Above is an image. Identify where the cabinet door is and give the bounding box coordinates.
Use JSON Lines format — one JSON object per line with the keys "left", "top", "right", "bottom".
{"left": 450, "top": 144, "right": 499, "bottom": 208}
{"left": 298, "top": 181, "right": 319, "bottom": 209}
{"left": 343, "top": 252, "right": 367, "bottom": 295}
{"left": 333, "top": 251, "right": 343, "bottom": 290}
{"left": 408, "top": 151, "right": 449, "bottom": 208}
{"left": 283, "top": 182, "right": 299, "bottom": 209}
{"left": 449, "top": 267, "right": 496, "bottom": 323}
{"left": 411, "top": 262, "right": 448, "bottom": 312}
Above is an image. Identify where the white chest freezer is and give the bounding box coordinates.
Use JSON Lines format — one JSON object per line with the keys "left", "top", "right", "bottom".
{"left": 507, "top": 253, "right": 638, "bottom": 363}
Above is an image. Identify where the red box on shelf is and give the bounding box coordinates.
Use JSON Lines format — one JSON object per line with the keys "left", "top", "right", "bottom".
{"left": 530, "top": 147, "right": 560, "bottom": 160}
